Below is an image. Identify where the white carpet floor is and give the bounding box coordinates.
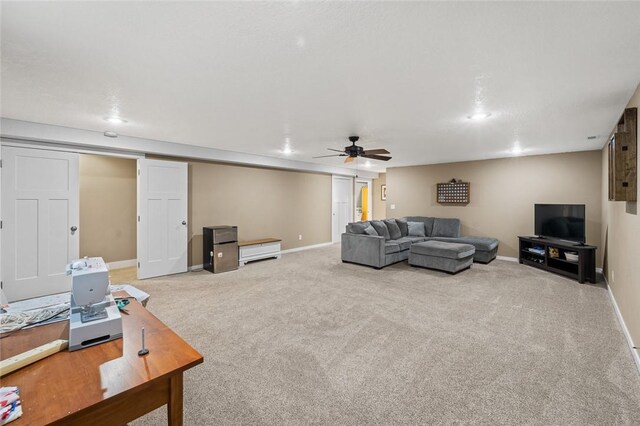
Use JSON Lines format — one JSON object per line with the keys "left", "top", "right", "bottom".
{"left": 129, "top": 244, "right": 640, "bottom": 425}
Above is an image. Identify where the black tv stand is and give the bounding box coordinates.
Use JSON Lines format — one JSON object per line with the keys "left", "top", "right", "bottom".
{"left": 518, "top": 236, "right": 597, "bottom": 283}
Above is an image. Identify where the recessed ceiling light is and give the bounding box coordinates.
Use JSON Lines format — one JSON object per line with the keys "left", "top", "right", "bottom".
{"left": 364, "top": 161, "right": 372, "bottom": 168}
{"left": 104, "top": 116, "right": 127, "bottom": 124}
{"left": 103, "top": 131, "right": 118, "bottom": 138}
{"left": 587, "top": 135, "right": 598, "bottom": 140}
{"left": 468, "top": 112, "right": 492, "bottom": 121}
{"left": 281, "top": 137, "right": 293, "bottom": 155}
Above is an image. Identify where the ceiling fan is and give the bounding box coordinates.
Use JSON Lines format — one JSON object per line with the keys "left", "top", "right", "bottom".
{"left": 313, "top": 136, "right": 392, "bottom": 164}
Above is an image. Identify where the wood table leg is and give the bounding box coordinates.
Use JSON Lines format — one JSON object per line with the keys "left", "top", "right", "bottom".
{"left": 168, "top": 374, "right": 184, "bottom": 426}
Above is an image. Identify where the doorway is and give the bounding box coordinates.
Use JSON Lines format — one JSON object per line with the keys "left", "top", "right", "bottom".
{"left": 79, "top": 154, "right": 137, "bottom": 270}
{"left": 0, "top": 144, "right": 190, "bottom": 301}
{"left": 332, "top": 176, "right": 353, "bottom": 243}
{"left": 354, "top": 179, "right": 372, "bottom": 222}
{"left": 80, "top": 155, "right": 188, "bottom": 279}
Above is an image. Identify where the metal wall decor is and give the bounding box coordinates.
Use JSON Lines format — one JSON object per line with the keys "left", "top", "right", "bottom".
{"left": 437, "top": 179, "right": 470, "bottom": 204}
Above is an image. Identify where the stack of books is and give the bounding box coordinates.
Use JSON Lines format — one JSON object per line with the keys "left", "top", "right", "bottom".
{"left": 0, "top": 388, "right": 22, "bottom": 425}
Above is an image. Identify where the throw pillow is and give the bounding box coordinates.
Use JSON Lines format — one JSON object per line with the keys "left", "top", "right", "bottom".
{"left": 405, "top": 216, "right": 434, "bottom": 236}
{"left": 407, "top": 221, "right": 426, "bottom": 237}
{"left": 364, "top": 225, "right": 378, "bottom": 236}
{"left": 370, "top": 220, "right": 391, "bottom": 240}
{"left": 348, "top": 221, "right": 369, "bottom": 234}
{"left": 384, "top": 219, "right": 402, "bottom": 240}
{"left": 396, "top": 218, "right": 408, "bottom": 237}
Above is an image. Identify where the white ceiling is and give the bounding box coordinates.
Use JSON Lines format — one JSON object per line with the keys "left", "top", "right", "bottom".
{"left": 2, "top": 2, "right": 640, "bottom": 173}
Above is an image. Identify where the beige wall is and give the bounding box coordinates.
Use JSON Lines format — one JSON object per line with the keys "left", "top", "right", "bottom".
{"left": 372, "top": 173, "right": 387, "bottom": 220}
{"left": 386, "top": 151, "right": 603, "bottom": 264}
{"left": 80, "top": 155, "right": 332, "bottom": 267}
{"left": 79, "top": 154, "right": 137, "bottom": 263}
{"left": 186, "top": 160, "right": 331, "bottom": 266}
{"left": 602, "top": 82, "right": 640, "bottom": 345}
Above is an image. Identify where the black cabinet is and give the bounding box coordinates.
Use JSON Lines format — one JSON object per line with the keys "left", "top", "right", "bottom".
{"left": 518, "top": 236, "right": 597, "bottom": 284}
{"left": 203, "top": 226, "right": 238, "bottom": 273}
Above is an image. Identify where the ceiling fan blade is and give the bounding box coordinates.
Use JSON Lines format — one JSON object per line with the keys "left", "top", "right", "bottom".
{"left": 313, "top": 154, "right": 345, "bottom": 158}
{"left": 327, "top": 148, "right": 345, "bottom": 153}
{"left": 361, "top": 154, "right": 392, "bottom": 161}
{"left": 363, "top": 149, "right": 390, "bottom": 155}
{"left": 344, "top": 156, "right": 355, "bottom": 164}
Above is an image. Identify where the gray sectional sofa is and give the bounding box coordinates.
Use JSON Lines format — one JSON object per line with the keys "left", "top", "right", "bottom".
{"left": 341, "top": 216, "right": 498, "bottom": 269}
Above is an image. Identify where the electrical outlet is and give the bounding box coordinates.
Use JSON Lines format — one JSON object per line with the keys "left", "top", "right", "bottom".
{"left": 390, "top": 204, "right": 396, "bottom": 210}
{"left": 298, "top": 234, "right": 302, "bottom": 240}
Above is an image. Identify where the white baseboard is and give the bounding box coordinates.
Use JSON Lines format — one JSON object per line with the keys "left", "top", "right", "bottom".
{"left": 604, "top": 276, "right": 640, "bottom": 375}
{"left": 187, "top": 242, "right": 331, "bottom": 271}
{"left": 107, "top": 259, "right": 137, "bottom": 270}
{"left": 281, "top": 242, "right": 333, "bottom": 255}
{"left": 193, "top": 247, "right": 512, "bottom": 266}
{"left": 496, "top": 255, "right": 518, "bottom": 262}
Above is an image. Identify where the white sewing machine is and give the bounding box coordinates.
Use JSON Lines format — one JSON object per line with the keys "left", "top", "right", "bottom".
{"left": 66, "top": 257, "right": 122, "bottom": 351}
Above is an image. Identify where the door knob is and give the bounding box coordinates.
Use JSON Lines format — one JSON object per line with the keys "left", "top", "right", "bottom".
{"left": 70, "top": 226, "right": 78, "bottom": 233}
{"left": 182, "top": 221, "right": 187, "bottom": 225}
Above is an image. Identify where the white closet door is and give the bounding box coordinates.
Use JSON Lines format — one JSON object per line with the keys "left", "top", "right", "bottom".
{"left": 332, "top": 176, "right": 353, "bottom": 243}
{"left": 1, "top": 146, "right": 79, "bottom": 302}
{"left": 137, "top": 159, "right": 188, "bottom": 279}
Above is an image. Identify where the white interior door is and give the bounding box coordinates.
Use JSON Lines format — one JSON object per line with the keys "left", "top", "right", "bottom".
{"left": 1, "top": 146, "right": 79, "bottom": 302}
{"left": 137, "top": 159, "right": 188, "bottom": 279}
{"left": 332, "top": 176, "right": 353, "bottom": 243}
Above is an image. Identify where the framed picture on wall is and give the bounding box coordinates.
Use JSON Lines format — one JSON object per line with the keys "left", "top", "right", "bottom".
{"left": 381, "top": 185, "right": 387, "bottom": 201}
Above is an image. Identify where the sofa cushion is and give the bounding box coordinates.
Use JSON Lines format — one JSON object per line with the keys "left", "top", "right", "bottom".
{"left": 424, "top": 218, "right": 435, "bottom": 236}
{"left": 407, "top": 221, "right": 426, "bottom": 237}
{"left": 346, "top": 221, "right": 370, "bottom": 234}
{"left": 396, "top": 218, "right": 408, "bottom": 237}
{"left": 388, "top": 239, "right": 411, "bottom": 251}
{"left": 397, "top": 236, "right": 426, "bottom": 244}
{"left": 385, "top": 242, "right": 401, "bottom": 254}
{"left": 384, "top": 219, "right": 402, "bottom": 240}
{"left": 432, "top": 218, "right": 461, "bottom": 238}
{"left": 363, "top": 225, "right": 379, "bottom": 236}
{"left": 427, "top": 236, "right": 498, "bottom": 252}
{"left": 371, "top": 220, "right": 391, "bottom": 240}
{"left": 411, "top": 240, "right": 475, "bottom": 259}
{"left": 404, "top": 216, "right": 435, "bottom": 237}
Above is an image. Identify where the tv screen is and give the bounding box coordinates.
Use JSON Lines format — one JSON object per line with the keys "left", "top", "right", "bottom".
{"left": 534, "top": 204, "right": 585, "bottom": 243}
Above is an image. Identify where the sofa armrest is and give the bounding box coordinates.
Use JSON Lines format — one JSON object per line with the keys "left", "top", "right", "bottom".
{"left": 341, "top": 233, "right": 385, "bottom": 268}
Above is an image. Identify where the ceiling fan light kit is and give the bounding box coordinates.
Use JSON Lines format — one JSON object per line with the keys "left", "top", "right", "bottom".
{"left": 313, "top": 135, "right": 392, "bottom": 163}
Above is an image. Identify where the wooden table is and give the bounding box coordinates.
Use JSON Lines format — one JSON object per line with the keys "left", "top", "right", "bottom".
{"left": 0, "top": 292, "right": 203, "bottom": 425}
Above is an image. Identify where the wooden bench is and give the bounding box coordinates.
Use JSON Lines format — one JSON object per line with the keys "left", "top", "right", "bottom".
{"left": 238, "top": 238, "right": 282, "bottom": 266}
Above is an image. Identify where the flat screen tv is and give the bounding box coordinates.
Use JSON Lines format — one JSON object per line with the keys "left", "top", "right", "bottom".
{"left": 534, "top": 204, "right": 585, "bottom": 243}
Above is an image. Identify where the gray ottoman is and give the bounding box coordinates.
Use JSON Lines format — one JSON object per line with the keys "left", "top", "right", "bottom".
{"left": 455, "top": 237, "right": 498, "bottom": 263}
{"left": 409, "top": 241, "right": 475, "bottom": 274}
{"left": 427, "top": 236, "right": 499, "bottom": 263}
